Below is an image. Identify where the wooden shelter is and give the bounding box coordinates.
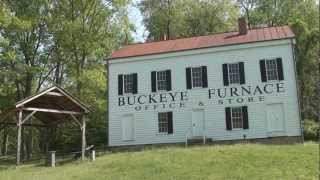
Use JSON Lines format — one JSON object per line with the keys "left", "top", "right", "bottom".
{"left": 0, "top": 86, "right": 90, "bottom": 165}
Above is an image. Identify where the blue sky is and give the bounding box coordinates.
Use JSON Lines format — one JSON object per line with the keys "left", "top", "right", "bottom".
{"left": 128, "top": 0, "right": 146, "bottom": 42}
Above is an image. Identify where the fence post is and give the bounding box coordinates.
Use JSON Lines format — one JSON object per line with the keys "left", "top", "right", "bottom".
{"left": 47, "top": 151, "right": 56, "bottom": 167}
{"left": 91, "top": 150, "right": 96, "bottom": 161}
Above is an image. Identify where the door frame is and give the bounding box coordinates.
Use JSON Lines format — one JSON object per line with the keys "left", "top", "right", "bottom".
{"left": 121, "top": 114, "right": 135, "bottom": 141}
{"left": 265, "top": 103, "right": 286, "bottom": 137}
{"left": 191, "top": 109, "right": 205, "bottom": 137}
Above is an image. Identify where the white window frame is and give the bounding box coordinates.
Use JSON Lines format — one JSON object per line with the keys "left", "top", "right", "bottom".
{"left": 123, "top": 74, "right": 134, "bottom": 94}
{"left": 265, "top": 58, "right": 279, "bottom": 82}
{"left": 231, "top": 107, "right": 243, "bottom": 130}
{"left": 191, "top": 67, "right": 203, "bottom": 88}
{"left": 158, "top": 112, "right": 169, "bottom": 133}
{"left": 228, "top": 63, "right": 241, "bottom": 85}
{"left": 156, "top": 70, "right": 168, "bottom": 91}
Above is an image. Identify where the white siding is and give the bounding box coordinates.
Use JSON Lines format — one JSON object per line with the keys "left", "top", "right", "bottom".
{"left": 108, "top": 39, "right": 301, "bottom": 146}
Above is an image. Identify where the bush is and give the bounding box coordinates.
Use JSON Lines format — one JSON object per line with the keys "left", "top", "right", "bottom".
{"left": 303, "top": 120, "right": 319, "bottom": 141}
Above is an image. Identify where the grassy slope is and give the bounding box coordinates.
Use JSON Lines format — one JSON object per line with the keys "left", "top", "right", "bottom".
{"left": 0, "top": 143, "right": 318, "bottom": 180}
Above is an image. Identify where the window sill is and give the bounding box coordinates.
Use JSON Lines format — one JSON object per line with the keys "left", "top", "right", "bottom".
{"left": 122, "top": 139, "right": 134, "bottom": 142}
{"left": 190, "top": 87, "right": 206, "bottom": 90}
{"left": 156, "top": 133, "right": 174, "bottom": 136}
{"left": 230, "top": 128, "right": 248, "bottom": 131}
{"left": 265, "top": 80, "right": 281, "bottom": 83}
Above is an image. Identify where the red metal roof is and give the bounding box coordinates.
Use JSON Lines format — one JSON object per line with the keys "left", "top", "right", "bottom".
{"left": 110, "top": 26, "right": 295, "bottom": 60}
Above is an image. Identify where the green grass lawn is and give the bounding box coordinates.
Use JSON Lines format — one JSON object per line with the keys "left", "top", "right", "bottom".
{"left": 0, "top": 142, "right": 318, "bottom": 180}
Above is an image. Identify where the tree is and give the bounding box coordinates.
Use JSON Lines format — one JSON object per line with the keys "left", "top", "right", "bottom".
{"left": 139, "top": 0, "right": 238, "bottom": 41}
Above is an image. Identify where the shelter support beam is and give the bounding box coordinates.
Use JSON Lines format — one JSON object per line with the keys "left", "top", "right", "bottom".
{"left": 16, "top": 110, "right": 22, "bottom": 165}
{"left": 22, "top": 107, "right": 81, "bottom": 115}
{"left": 81, "top": 116, "right": 86, "bottom": 161}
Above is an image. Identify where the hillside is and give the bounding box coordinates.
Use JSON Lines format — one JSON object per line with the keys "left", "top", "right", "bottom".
{"left": 0, "top": 143, "right": 318, "bottom": 180}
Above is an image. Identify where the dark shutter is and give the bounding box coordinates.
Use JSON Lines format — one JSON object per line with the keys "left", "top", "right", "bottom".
{"left": 260, "top": 60, "right": 267, "bottom": 82}
{"left": 186, "top": 67, "right": 192, "bottom": 89}
{"left": 132, "top": 73, "right": 138, "bottom": 94}
{"left": 167, "top": 112, "right": 173, "bottom": 134}
{"left": 166, "top": 70, "right": 172, "bottom": 91}
{"left": 202, "top": 66, "right": 208, "bottom": 88}
{"left": 151, "top": 71, "right": 157, "bottom": 92}
{"left": 239, "top": 62, "right": 245, "bottom": 84}
{"left": 222, "top": 64, "right": 229, "bottom": 86}
{"left": 118, "top": 74, "right": 123, "bottom": 95}
{"left": 225, "top": 107, "right": 232, "bottom": 130}
{"left": 276, "top": 58, "right": 284, "bottom": 81}
{"left": 242, "top": 106, "right": 249, "bottom": 129}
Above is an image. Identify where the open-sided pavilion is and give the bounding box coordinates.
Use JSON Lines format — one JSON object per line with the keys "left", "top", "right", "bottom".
{"left": 0, "top": 86, "right": 90, "bottom": 165}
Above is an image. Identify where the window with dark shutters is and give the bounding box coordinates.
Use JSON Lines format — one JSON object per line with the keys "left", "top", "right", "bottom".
{"left": 260, "top": 58, "right": 284, "bottom": 82}
{"left": 152, "top": 70, "right": 171, "bottom": 92}
{"left": 276, "top": 58, "right": 284, "bottom": 81}
{"left": 202, "top": 66, "right": 208, "bottom": 88}
{"left": 118, "top": 74, "right": 123, "bottom": 95}
{"left": 260, "top": 60, "right": 267, "bottom": 82}
{"left": 226, "top": 106, "right": 249, "bottom": 130}
{"left": 166, "top": 70, "right": 172, "bottom": 91}
{"left": 225, "top": 107, "right": 232, "bottom": 130}
{"left": 239, "top": 62, "right": 245, "bottom": 84}
{"left": 158, "top": 112, "right": 173, "bottom": 134}
{"left": 222, "top": 64, "right": 229, "bottom": 86}
{"left": 186, "top": 68, "right": 192, "bottom": 89}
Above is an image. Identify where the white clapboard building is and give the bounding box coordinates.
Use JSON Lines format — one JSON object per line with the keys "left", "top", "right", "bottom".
{"left": 107, "top": 19, "right": 302, "bottom": 147}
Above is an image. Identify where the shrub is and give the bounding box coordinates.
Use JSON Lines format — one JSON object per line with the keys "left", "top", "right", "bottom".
{"left": 303, "top": 120, "right": 319, "bottom": 141}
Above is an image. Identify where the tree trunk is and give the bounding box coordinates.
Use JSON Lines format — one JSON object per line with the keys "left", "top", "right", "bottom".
{"left": 2, "top": 127, "right": 8, "bottom": 156}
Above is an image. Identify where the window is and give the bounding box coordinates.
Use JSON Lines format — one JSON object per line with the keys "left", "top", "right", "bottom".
{"left": 157, "top": 71, "right": 168, "bottom": 91}
{"left": 225, "top": 106, "right": 248, "bottom": 130}
{"left": 222, "top": 62, "right": 245, "bottom": 86}
{"left": 158, "top": 112, "right": 173, "bottom": 134}
{"left": 191, "top": 67, "right": 203, "bottom": 88}
{"left": 266, "top": 59, "right": 278, "bottom": 81}
{"left": 118, "top": 73, "right": 137, "bottom": 95}
{"left": 228, "top": 63, "right": 240, "bottom": 84}
{"left": 260, "top": 58, "right": 284, "bottom": 82}
{"left": 123, "top": 74, "right": 134, "bottom": 94}
{"left": 158, "top": 112, "right": 168, "bottom": 133}
{"left": 231, "top": 107, "right": 243, "bottom": 129}
{"left": 151, "top": 70, "right": 171, "bottom": 92}
{"left": 186, "top": 66, "right": 207, "bottom": 89}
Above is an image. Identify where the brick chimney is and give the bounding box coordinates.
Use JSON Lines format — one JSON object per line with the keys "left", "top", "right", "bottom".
{"left": 238, "top": 17, "right": 248, "bottom": 35}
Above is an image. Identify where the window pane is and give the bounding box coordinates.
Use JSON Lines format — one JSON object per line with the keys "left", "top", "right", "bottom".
{"left": 124, "top": 74, "right": 133, "bottom": 93}
{"left": 228, "top": 63, "right": 240, "bottom": 84}
{"left": 157, "top": 71, "right": 167, "bottom": 91}
{"left": 231, "top": 107, "right": 243, "bottom": 129}
{"left": 192, "top": 67, "right": 202, "bottom": 88}
{"left": 158, "top": 112, "right": 168, "bottom": 133}
{"left": 266, "top": 59, "right": 278, "bottom": 81}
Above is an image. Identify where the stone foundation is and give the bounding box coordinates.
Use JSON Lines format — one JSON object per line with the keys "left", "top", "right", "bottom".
{"left": 108, "top": 136, "right": 303, "bottom": 152}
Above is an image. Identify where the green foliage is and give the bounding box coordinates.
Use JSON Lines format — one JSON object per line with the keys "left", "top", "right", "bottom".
{"left": 304, "top": 120, "right": 319, "bottom": 141}
{"left": 139, "top": 0, "right": 239, "bottom": 40}
{"left": 0, "top": 143, "right": 318, "bottom": 179}
{"left": 238, "top": 0, "right": 319, "bottom": 122}
{"left": 0, "top": 0, "right": 132, "bottom": 154}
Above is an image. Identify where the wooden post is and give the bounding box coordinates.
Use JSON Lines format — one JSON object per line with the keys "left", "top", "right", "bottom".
{"left": 47, "top": 151, "right": 56, "bottom": 167}
{"left": 17, "top": 109, "right": 22, "bottom": 165}
{"left": 90, "top": 150, "right": 95, "bottom": 161}
{"left": 81, "top": 116, "right": 86, "bottom": 161}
